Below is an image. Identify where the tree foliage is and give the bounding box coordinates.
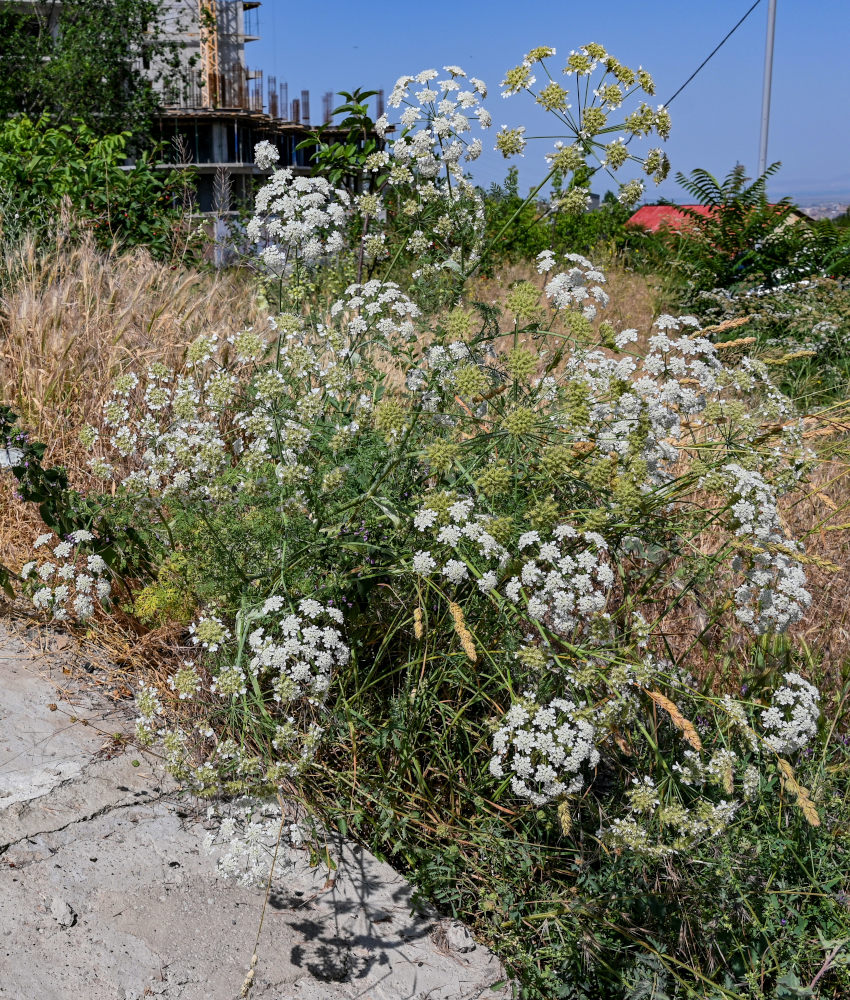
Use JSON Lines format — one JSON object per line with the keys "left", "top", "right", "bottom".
{"left": 0, "top": 116, "right": 188, "bottom": 258}
{"left": 0, "top": 0, "right": 192, "bottom": 140}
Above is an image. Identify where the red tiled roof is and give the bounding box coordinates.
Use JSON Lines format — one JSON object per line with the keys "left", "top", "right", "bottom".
{"left": 625, "top": 204, "right": 713, "bottom": 233}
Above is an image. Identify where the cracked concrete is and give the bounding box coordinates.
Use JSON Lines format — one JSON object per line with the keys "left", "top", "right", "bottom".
{"left": 0, "top": 621, "right": 510, "bottom": 999}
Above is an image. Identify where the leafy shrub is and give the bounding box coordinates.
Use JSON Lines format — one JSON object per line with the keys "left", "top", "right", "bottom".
{"left": 483, "top": 168, "right": 632, "bottom": 268}
{"left": 631, "top": 165, "right": 850, "bottom": 299}
{"left": 0, "top": 116, "right": 188, "bottom": 258}
{"left": 0, "top": 0, "right": 193, "bottom": 139}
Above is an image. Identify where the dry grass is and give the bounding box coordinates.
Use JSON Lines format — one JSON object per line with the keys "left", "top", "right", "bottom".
{"left": 648, "top": 410, "right": 850, "bottom": 700}
{"left": 468, "top": 257, "right": 659, "bottom": 340}
{"left": 0, "top": 233, "right": 264, "bottom": 571}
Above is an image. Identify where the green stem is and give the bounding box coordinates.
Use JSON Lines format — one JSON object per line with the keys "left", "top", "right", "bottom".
{"left": 464, "top": 166, "right": 558, "bottom": 282}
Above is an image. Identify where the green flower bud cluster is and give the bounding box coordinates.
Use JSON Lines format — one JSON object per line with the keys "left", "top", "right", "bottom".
{"left": 598, "top": 83, "right": 623, "bottom": 108}
{"left": 536, "top": 81, "right": 569, "bottom": 111}
{"left": 566, "top": 379, "right": 591, "bottom": 425}
{"left": 207, "top": 372, "right": 235, "bottom": 407}
{"left": 583, "top": 509, "right": 609, "bottom": 532}
{"left": 502, "top": 406, "right": 537, "bottom": 437}
{"left": 487, "top": 515, "right": 515, "bottom": 546}
{"left": 565, "top": 310, "right": 594, "bottom": 341}
{"left": 407, "top": 231, "right": 430, "bottom": 255}
{"left": 445, "top": 307, "right": 475, "bottom": 340}
{"left": 506, "top": 281, "right": 544, "bottom": 323}
{"left": 599, "top": 321, "right": 617, "bottom": 350}
{"left": 424, "top": 440, "right": 461, "bottom": 475}
{"left": 276, "top": 312, "right": 303, "bottom": 336}
{"left": 454, "top": 363, "right": 489, "bottom": 398}
{"left": 186, "top": 334, "right": 216, "bottom": 366}
{"left": 637, "top": 69, "right": 656, "bottom": 95}
{"left": 548, "top": 144, "right": 585, "bottom": 174}
{"left": 606, "top": 57, "right": 636, "bottom": 86}
{"left": 434, "top": 214, "right": 454, "bottom": 238}
{"left": 587, "top": 454, "right": 618, "bottom": 491}
{"left": 356, "top": 193, "right": 381, "bottom": 216}
{"left": 505, "top": 347, "right": 538, "bottom": 382}
{"left": 232, "top": 328, "right": 265, "bottom": 362}
{"left": 495, "top": 126, "right": 527, "bottom": 158}
{"left": 254, "top": 370, "right": 286, "bottom": 401}
{"left": 420, "top": 490, "right": 457, "bottom": 521}
{"left": 528, "top": 496, "right": 560, "bottom": 530}
{"left": 502, "top": 63, "right": 535, "bottom": 94}
{"left": 557, "top": 187, "right": 591, "bottom": 216}
{"left": 171, "top": 663, "right": 201, "bottom": 699}
{"left": 374, "top": 398, "right": 407, "bottom": 438}
{"left": 363, "top": 234, "right": 386, "bottom": 258}
{"left": 79, "top": 425, "right": 99, "bottom": 448}
{"left": 277, "top": 464, "right": 309, "bottom": 488}
{"left": 103, "top": 399, "right": 128, "bottom": 425}
{"left": 643, "top": 148, "right": 670, "bottom": 184}
{"left": 618, "top": 179, "right": 645, "bottom": 206}
{"left": 113, "top": 373, "right": 139, "bottom": 395}
{"left": 525, "top": 45, "right": 556, "bottom": 62}
{"left": 603, "top": 138, "right": 629, "bottom": 170}
{"left": 541, "top": 444, "right": 577, "bottom": 479}
{"left": 476, "top": 461, "right": 512, "bottom": 497}
{"left": 389, "top": 163, "right": 413, "bottom": 185}
{"left": 516, "top": 645, "right": 548, "bottom": 671}
{"left": 624, "top": 103, "right": 656, "bottom": 137}
{"left": 565, "top": 51, "right": 593, "bottom": 76}
{"left": 613, "top": 477, "right": 641, "bottom": 508}
{"left": 321, "top": 467, "right": 347, "bottom": 493}
{"left": 326, "top": 366, "right": 351, "bottom": 395}
{"left": 581, "top": 107, "right": 608, "bottom": 136}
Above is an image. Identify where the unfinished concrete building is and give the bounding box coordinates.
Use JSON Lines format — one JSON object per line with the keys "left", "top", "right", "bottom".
{"left": 7, "top": 1, "right": 363, "bottom": 212}
{"left": 152, "top": 1, "right": 342, "bottom": 212}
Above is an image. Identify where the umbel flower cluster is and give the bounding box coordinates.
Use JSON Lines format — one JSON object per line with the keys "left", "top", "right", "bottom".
{"left": 489, "top": 695, "right": 600, "bottom": 805}
{"left": 499, "top": 43, "right": 672, "bottom": 206}
{"left": 247, "top": 142, "right": 351, "bottom": 272}
{"left": 760, "top": 671, "right": 821, "bottom": 754}
{"left": 21, "top": 530, "right": 110, "bottom": 620}
{"left": 21, "top": 44, "right": 825, "bottom": 854}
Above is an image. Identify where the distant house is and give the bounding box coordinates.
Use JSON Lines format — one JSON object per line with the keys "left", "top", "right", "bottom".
{"left": 625, "top": 204, "right": 713, "bottom": 233}
{"left": 626, "top": 203, "right": 813, "bottom": 234}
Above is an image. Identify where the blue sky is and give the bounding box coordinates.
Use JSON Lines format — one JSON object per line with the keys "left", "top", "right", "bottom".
{"left": 249, "top": 0, "right": 850, "bottom": 205}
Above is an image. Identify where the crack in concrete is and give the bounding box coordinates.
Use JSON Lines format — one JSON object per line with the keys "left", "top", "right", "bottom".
{"left": 1, "top": 784, "right": 172, "bottom": 852}
{"left": 0, "top": 620, "right": 511, "bottom": 999}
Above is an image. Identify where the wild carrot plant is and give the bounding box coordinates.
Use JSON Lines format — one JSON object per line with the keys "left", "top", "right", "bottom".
{"left": 12, "top": 43, "right": 850, "bottom": 999}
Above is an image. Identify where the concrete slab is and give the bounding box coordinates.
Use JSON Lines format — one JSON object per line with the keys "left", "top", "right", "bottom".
{"left": 0, "top": 621, "right": 510, "bottom": 1000}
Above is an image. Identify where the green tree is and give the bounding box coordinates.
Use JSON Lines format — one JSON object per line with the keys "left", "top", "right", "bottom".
{"left": 0, "top": 115, "right": 188, "bottom": 258}
{"left": 0, "top": 4, "right": 52, "bottom": 120}
{"left": 672, "top": 162, "right": 798, "bottom": 288}
{"left": 0, "top": 0, "right": 192, "bottom": 141}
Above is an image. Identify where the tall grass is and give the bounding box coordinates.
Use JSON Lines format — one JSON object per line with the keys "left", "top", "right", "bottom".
{"left": 0, "top": 233, "right": 264, "bottom": 570}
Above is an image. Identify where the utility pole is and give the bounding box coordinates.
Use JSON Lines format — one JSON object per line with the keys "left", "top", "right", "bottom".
{"left": 758, "top": 0, "right": 777, "bottom": 177}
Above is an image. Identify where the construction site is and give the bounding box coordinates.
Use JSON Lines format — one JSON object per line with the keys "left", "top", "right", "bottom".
{"left": 154, "top": 0, "right": 383, "bottom": 211}
{"left": 9, "top": 0, "right": 380, "bottom": 211}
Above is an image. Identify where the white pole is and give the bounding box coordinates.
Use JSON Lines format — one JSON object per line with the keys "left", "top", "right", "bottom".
{"left": 758, "top": 0, "right": 777, "bottom": 177}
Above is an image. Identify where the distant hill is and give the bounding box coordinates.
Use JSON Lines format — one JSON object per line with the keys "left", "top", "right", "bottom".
{"left": 797, "top": 202, "right": 849, "bottom": 221}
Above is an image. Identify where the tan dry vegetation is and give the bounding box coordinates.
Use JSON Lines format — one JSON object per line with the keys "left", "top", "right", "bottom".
{"left": 468, "top": 257, "right": 659, "bottom": 341}
{"left": 647, "top": 411, "right": 850, "bottom": 700}
{"left": 0, "top": 234, "right": 264, "bottom": 571}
